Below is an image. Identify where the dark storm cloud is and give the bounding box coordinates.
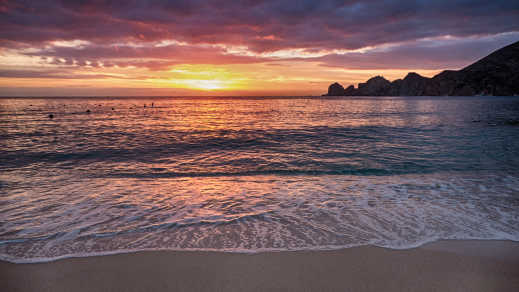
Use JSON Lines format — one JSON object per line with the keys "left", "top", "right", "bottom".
{"left": 1, "top": 0, "right": 518, "bottom": 50}
{"left": 0, "top": 0, "right": 518, "bottom": 70}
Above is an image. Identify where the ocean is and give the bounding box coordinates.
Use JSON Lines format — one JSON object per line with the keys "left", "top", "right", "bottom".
{"left": 1, "top": 96, "right": 519, "bottom": 263}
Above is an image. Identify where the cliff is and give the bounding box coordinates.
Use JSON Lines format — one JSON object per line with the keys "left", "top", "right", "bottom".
{"left": 324, "top": 40, "right": 519, "bottom": 96}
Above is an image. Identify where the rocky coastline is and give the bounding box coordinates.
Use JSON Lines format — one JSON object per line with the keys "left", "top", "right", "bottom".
{"left": 324, "top": 41, "right": 519, "bottom": 96}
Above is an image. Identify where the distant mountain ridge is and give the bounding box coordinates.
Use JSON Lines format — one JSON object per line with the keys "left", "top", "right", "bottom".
{"left": 324, "top": 41, "right": 519, "bottom": 96}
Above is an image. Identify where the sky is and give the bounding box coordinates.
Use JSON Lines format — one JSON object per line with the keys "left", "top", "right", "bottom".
{"left": 0, "top": 0, "right": 518, "bottom": 96}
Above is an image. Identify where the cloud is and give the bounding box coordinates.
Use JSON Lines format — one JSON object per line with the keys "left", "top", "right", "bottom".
{"left": 315, "top": 32, "right": 519, "bottom": 70}
{"left": 1, "top": 0, "right": 518, "bottom": 52}
{"left": 0, "top": 69, "right": 148, "bottom": 79}
{"left": 22, "top": 42, "right": 272, "bottom": 70}
{"left": 0, "top": 0, "right": 518, "bottom": 81}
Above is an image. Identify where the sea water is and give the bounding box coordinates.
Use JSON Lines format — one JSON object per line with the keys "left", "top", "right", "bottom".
{"left": 1, "top": 96, "right": 518, "bottom": 263}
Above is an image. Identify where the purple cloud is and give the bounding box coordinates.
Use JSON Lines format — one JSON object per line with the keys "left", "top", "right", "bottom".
{"left": 316, "top": 32, "right": 519, "bottom": 70}
{"left": 0, "top": 0, "right": 518, "bottom": 70}
{"left": 1, "top": 1, "right": 518, "bottom": 50}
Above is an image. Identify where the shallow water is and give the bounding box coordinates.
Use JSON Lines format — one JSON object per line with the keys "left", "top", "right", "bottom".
{"left": 1, "top": 96, "right": 519, "bottom": 262}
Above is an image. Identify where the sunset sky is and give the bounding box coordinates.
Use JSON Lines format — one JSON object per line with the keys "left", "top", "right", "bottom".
{"left": 1, "top": 0, "right": 518, "bottom": 96}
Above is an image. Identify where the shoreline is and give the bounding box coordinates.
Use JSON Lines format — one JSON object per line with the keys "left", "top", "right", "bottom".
{"left": 2, "top": 239, "right": 519, "bottom": 292}
{"left": 1, "top": 237, "right": 518, "bottom": 264}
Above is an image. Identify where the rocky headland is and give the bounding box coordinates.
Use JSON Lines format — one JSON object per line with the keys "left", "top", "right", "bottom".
{"left": 324, "top": 41, "right": 519, "bottom": 96}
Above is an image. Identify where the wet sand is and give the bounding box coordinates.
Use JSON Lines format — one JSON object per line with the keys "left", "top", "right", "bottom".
{"left": 2, "top": 240, "right": 519, "bottom": 292}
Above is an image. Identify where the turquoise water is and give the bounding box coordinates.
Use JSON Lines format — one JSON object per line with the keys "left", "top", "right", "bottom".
{"left": 1, "top": 96, "right": 519, "bottom": 262}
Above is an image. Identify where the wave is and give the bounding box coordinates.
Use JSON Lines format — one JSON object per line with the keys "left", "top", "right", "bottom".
{"left": 2, "top": 172, "right": 518, "bottom": 264}
{"left": 0, "top": 210, "right": 273, "bottom": 246}
{"left": 104, "top": 169, "right": 402, "bottom": 178}
{"left": 3, "top": 123, "right": 516, "bottom": 175}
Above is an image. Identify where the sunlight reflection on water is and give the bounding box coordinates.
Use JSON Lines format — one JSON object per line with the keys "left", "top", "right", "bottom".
{"left": 1, "top": 96, "right": 519, "bottom": 262}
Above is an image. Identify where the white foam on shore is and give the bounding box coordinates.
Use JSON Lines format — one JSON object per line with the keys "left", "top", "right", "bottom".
{"left": 1, "top": 172, "right": 519, "bottom": 264}
{"left": 2, "top": 237, "right": 519, "bottom": 264}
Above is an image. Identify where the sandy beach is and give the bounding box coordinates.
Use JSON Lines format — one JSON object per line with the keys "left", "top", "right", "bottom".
{"left": 2, "top": 240, "right": 519, "bottom": 292}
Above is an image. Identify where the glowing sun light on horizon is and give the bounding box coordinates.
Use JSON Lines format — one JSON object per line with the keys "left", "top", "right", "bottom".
{"left": 172, "top": 79, "right": 229, "bottom": 90}
{"left": 163, "top": 65, "right": 245, "bottom": 91}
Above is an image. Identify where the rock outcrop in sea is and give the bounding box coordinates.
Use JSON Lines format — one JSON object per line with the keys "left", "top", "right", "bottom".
{"left": 324, "top": 40, "right": 519, "bottom": 96}
{"left": 327, "top": 82, "right": 345, "bottom": 96}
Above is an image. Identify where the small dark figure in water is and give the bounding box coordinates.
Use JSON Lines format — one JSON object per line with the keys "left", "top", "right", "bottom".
{"left": 112, "top": 107, "right": 115, "bottom": 110}
{"left": 86, "top": 109, "right": 91, "bottom": 113}
{"left": 152, "top": 102, "right": 154, "bottom": 107}
{"left": 144, "top": 104, "right": 147, "bottom": 108}
{"left": 48, "top": 114, "right": 54, "bottom": 119}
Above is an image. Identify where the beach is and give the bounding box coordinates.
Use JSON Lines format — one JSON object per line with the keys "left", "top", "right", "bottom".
{"left": 2, "top": 240, "right": 519, "bottom": 292}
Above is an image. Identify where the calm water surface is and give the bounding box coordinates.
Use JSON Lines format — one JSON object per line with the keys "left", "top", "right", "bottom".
{"left": 1, "top": 96, "right": 519, "bottom": 262}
